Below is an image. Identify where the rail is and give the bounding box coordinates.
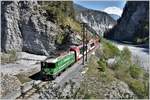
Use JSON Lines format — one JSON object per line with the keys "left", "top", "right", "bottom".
{"left": 16, "top": 43, "right": 99, "bottom": 99}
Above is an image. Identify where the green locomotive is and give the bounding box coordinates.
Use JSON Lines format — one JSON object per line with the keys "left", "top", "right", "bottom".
{"left": 41, "top": 52, "right": 75, "bottom": 79}
{"left": 41, "top": 38, "right": 99, "bottom": 80}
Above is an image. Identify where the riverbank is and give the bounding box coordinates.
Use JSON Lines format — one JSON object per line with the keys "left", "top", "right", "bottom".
{"left": 113, "top": 42, "right": 149, "bottom": 72}
{"left": 75, "top": 39, "right": 149, "bottom": 99}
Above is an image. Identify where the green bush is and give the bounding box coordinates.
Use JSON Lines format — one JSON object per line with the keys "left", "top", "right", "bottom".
{"left": 113, "top": 57, "right": 148, "bottom": 99}
{"left": 129, "top": 80, "right": 147, "bottom": 98}
{"left": 43, "top": 2, "right": 81, "bottom": 32}
{"left": 77, "top": 38, "right": 149, "bottom": 99}
{"left": 113, "top": 58, "right": 131, "bottom": 81}
{"left": 97, "top": 58, "right": 106, "bottom": 72}
{"left": 111, "top": 56, "right": 130, "bottom": 71}
{"left": 102, "top": 40, "right": 120, "bottom": 59}
{"left": 129, "top": 64, "right": 143, "bottom": 79}
{"left": 56, "top": 33, "right": 65, "bottom": 45}
{"left": 120, "top": 47, "right": 131, "bottom": 61}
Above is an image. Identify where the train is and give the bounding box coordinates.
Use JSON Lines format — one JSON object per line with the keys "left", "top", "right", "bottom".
{"left": 41, "top": 38, "right": 99, "bottom": 80}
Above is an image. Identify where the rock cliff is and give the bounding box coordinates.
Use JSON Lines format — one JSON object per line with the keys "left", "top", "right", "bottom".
{"left": 1, "top": 1, "right": 82, "bottom": 56}
{"left": 1, "top": 1, "right": 58, "bottom": 55}
{"left": 104, "top": 1, "right": 149, "bottom": 44}
{"left": 74, "top": 4, "right": 116, "bottom": 36}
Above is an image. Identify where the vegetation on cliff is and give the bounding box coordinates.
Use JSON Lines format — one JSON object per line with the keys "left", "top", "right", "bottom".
{"left": 76, "top": 39, "right": 149, "bottom": 99}
{"left": 40, "top": 1, "right": 81, "bottom": 32}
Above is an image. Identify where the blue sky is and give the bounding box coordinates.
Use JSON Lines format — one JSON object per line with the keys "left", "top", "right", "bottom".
{"left": 73, "top": 0, "right": 126, "bottom": 16}
{"left": 73, "top": 0, "right": 126, "bottom": 10}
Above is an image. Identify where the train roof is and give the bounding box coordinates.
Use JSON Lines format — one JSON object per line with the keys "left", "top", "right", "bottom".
{"left": 45, "top": 51, "right": 74, "bottom": 63}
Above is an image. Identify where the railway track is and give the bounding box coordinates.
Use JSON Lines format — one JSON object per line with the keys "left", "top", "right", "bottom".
{"left": 16, "top": 44, "right": 99, "bottom": 99}
{"left": 17, "top": 81, "right": 48, "bottom": 99}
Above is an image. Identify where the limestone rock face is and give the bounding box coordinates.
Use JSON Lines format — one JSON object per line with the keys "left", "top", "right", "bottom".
{"left": 1, "top": 73, "right": 21, "bottom": 97}
{"left": 1, "top": 1, "right": 23, "bottom": 52}
{"left": 1, "top": 1, "right": 60, "bottom": 55}
{"left": 105, "top": 1, "right": 149, "bottom": 43}
{"left": 74, "top": 4, "right": 116, "bottom": 36}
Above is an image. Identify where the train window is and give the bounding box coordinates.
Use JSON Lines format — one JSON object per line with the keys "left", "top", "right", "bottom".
{"left": 48, "top": 63, "right": 55, "bottom": 68}
{"left": 90, "top": 43, "right": 94, "bottom": 47}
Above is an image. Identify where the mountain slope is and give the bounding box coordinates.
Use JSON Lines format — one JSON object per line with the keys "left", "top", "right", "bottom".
{"left": 104, "top": 1, "right": 149, "bottom": 44}
{"left": 74, "top": 4, "right": 117, "bottom": 36}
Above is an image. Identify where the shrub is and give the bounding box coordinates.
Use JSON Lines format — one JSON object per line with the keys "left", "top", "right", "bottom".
{"left": 120, "top": 47, "right": 131, "bottom": 61}
{"left": 113, "top": 59, "right": 132, "bottom": 82}
{"left": 56, "top": 33, "right": 65, "bottom": 45}
{"left": 97, "top": 58, "right": 106, "bottom": 72}
{"left": 102, "top": 40, "right": 120, "bottom": 59}
{"left": 99, "top": 68, "right": 115, "bottom": 83}
{"left": 86, "top": 56, "right": 99, "bottom": 76}
{"left": 43, "top": 2, "right": 81, "bottom": 32}
{"left": 143, "top": 72, "right": 149, "bottom": 80}
{"left": 64, "top": 17, "right": 81, "bottom": 32}
{"left": 95, "top": 48, "right": 105, "bottom": 59}
{"left": 129, "top": 64, "right": 143, "bottom": 79}
{"left": 111, "top": 56, "right": 129, "bottom": 71}
{"left": 129, "top": 80, "right": 147, "bottom": 98}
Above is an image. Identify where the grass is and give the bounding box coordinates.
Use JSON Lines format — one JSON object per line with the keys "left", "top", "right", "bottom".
{"left": 56, "top": 32, "right": 65, "bottom": 45}
{"left": 113, "top": 63, "right": 149, "bottom": 99}
{"left": 76, "top": 38, "right": 149, "bottom": 99}
{"left": 63, "top": 17, "right": 81, "bottom": 32}
{"left": 43, "top": 3, "right": 82, "bottom": 32}
{"left": 120, "top": 47, "right": 131, "bottom": 61}
{"left": 110, "top": 45, "right": 149, "bottom": 99}
{"left": 75, "top": 55, "right": 116, "bottom": 99}
{"left": 101, "top": 39, "right": 120, "bottom": 59}
{"left": 129, "top": 64, "right": 143, "bottom": 79}
{"left": 86, "top": 55, "right": 99, "bottom": 76}
{"left": 97, "top": 58, "right": 106, "bottom": 72}
{"left": 128, "top": 79, "right": 148, "bottom": 99}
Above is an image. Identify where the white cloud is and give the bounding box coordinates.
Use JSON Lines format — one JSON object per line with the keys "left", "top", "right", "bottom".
{"left": 102, "top": 6, "right": 123, "bottom": 16}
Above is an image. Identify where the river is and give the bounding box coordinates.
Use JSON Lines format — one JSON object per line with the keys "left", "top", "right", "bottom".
{"left": 113, "top": 42, "right": 149, "bottom": 72}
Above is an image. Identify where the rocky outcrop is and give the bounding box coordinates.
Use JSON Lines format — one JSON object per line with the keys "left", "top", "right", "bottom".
{"left": 104, "top": 1, "right": 149, "bottom": 44}
{"left": 103, "top": 80, "right": 136, "bottom": 99}
{"left": 1, "top": 1, "right": 23, "bottom": 52}
{"left": 1, "top": 1, "right": 81, "bottom": 56}
{"left": 75, "top": 75, "right": 136, "bottom": 99}
{"left": 74, "top": 4, "right": 116, "bottom": 36}
{"left": 1, "top": 1, "right": 57, "bottom": 55}
{"left": 1, "top": 73, "right": 21, "bottom": 97}
{"left": 39, "top": 80, "right": 78, "bottom": 99}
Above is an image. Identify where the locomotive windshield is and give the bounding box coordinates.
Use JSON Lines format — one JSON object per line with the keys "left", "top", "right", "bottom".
{"left": 41, "top": 62, "right": 55, "bottom": 68}
{"left": 48, "top": 63, "right": 55, "bottom": 68}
